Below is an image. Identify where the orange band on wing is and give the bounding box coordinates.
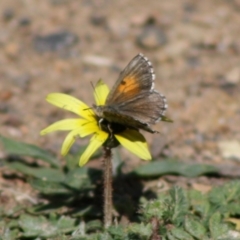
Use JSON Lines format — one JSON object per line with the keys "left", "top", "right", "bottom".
{"left": 117, "top": 76, "right": 140, "bottom": 94}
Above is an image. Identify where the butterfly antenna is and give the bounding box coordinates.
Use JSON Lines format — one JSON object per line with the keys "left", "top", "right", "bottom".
{"left": 84, "top": 106, "right": 93, "bottom": 111}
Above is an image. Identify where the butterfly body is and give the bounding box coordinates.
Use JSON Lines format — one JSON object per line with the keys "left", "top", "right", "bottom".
{"left": 93, "top": 53, "right": 168, "bottom": 133}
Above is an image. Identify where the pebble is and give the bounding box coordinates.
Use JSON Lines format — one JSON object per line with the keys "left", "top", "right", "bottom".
{"left": 0, "top": 103, "right": 9, "bottom": 113}
{"left": 18, "top": 17, "right": 31, "bottom": 27}
{"left": 225, "top": 67, "right": 240, "bottom": 84}
{"left": 2, "top": 8, "right": 15, "bottom": 21}
{"left": 89, "top": 13, "right": 106, "bottom": 26}
{"left": 3, "top": 115, "right": 23, "bottom": 128}
{"left": 82, "top": 55, "right": 113, "bottom": 67}
{"left": 191, "top": 183, "right": 212, "bottom": 193}
{"left": 183, "top": 3, "right": 196, "bottom": 13}
{"left": 6, "top": 127, "right": 22, "bottom": 137}
{"left": 107, "top": 19, "right": 129, "bottom": 39}
{"left": 136, "top": 18, "right": 167, "bottom": 49}
{"left": 163, "top": 40, "right": 190, "bottom": 59}
{"left": 186, "top": 55, "right": 201, "bottom": 68}
{"left": 225, "top": 230, "right": 240, "bottom": 239}
{"left": 130, "top": 13, "right": 150, "bottom": 26}
{"left": 0, "top": 90, "right": 13, "bottom": 101}
{"left": 4, "top": 43, "right": 20, "bottom": 59}
{"left": 12, "top": 74, "right": 31, "bottom": 91}
{"left": 33, "top": 31, "right": 78, "bottom": 52}
{"left": 218, "top": 140, "right": 240, "bottom": 161}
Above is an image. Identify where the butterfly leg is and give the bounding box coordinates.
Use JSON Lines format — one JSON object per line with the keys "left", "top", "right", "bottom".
{"left": 98, "top": 118, "right": 114, "bottom": 139}
{"left": 98, "top": 118, "right": 104, "bottom": 131}
{"left": 107, "top": 123, "right": 115, "bottom": 141}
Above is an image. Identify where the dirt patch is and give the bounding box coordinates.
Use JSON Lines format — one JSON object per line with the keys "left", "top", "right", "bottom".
{"left": 1, "top": 0, "right": 240, "bottom": 200}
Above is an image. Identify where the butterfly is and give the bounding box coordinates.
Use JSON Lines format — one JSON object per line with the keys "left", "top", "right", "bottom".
{"left": 93, "top": 53, "right": 169, "bottom": 134}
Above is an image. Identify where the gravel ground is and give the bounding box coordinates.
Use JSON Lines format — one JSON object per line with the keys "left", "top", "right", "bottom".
{"left": 1, "top": 0, "right": 240, "bottom": 189}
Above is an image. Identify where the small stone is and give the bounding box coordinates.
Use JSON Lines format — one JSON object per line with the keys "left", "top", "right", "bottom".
{"left": 33, "top": 31, "right": 78, "bottom": 52}
{"left": 18, "top": 17, "right": 31, "bottom": 26}
{"left": 186, "top": 56, "right": 200, "bottom": 68}
{"left": 226, "top": 230, "right": 240, "bottom": 239}
{"left": 163, "top": 40, "right": 190, "bottom": 59}
{"left": 90, "top": 14, "right": 106, "bottom": 26}
{"left": 136, "top": 26, "right": 167, "bottom": 49}
{"left": 0, "top": 90, "right": 13, "bottom": 101}
{"left": 54, "top": 60, "right": 70, "bottom": 73}
{"left": 191, "top": 183, "right": 212, "bottom": 193}
{"left": 107, "top": 19, "right": 129, "bottom": 39}
{"left": 183, "top": 3, "right": 196, "bottom": 13}
{"left": 130, "top": 14, "right": 149, "bottom": 26}
{"left": 136, "top": 18, "right": 167, "bottom": 49}
{"left": 12, "top": 74, "right": 31, "bottom": 90}
{"left": 50, "top": 0, "right": 65, "bottom": 5}
{"left": 4, "top": 43, "right": 20, "bottom": 59}
{"left": 3, "top": 115, "right": 23, "bottom": 127}
{"left": 0, "top": 103, "right": 9, "bottom": 113}
{"left": 2, "top": 8, "right": 14, "bottom": 21}
{"left": 82, "top": 55, "right": 113, "bottom": 67}
{"left": 225, "top": 67, "right": 240, "bottom": 84}
{"left": 218, "top": 140, "right": 240, "bottom": 161}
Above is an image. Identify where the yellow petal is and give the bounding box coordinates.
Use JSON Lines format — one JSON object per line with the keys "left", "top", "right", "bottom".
{"left": 46, "top": 93, "right": 95, "bottom": 121}
{"left": 115, "top": 129, "right": 152, "bottom": 160}
{"left": 40, "top": 119, "right": 88, "bottom": 135}
{"left": 94, "top": 79, "right": 110, "bottom": 105}
{"left": 78, "top": 120, "right": 100, "bottom": 137}
{"left": 61, "top": 129, "right": 80, "bottom": 156}
{"left": 79, "top": 131, "right": 108, "bottom": 166}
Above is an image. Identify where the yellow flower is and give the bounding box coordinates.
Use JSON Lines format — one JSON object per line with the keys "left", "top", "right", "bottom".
{"left": 40, "top": 80, "right": 151, "bottom": 166}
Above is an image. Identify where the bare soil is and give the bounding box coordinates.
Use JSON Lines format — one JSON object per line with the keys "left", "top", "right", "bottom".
{"left": 1, "top": 0, "right": 240, "bottom": 218}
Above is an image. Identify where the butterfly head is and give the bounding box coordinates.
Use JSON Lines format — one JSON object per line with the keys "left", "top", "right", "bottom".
{"left": 92, "top": 104, "right": 104, "bottom": 119}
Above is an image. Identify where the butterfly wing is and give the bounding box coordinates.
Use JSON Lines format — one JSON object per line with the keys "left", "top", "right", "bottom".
{"left": 106, "top": 53, "right": 154, "bottom": 104}
{"left": 103, "top": 90, "right": 167, "bottom": 132}
{"left": 114, "top": 90, "right": 167, "bottom": 124}
{"left": 102, "top": 53, "right": 168, "bottom": 131}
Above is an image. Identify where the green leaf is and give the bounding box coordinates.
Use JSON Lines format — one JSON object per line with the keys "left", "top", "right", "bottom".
{"left": 166, "top": 232, "right": 178, "bottom": 240}
{"left": 169, "top": 186, "right": 189, "bottom": 225}
{"left": 0, "top": 135, "right": 59, "bottom": 167}
{"left": 30, "top": 179, "right": 71, "bottom": 194}
{"left": 65, "top": 146, "right": 88, "bottom": 171}
{"left": 226, "top": 202, "right": 240, "bottom": 215}
{"left": 85, "top": 220, "right": 102, "bottom": 233}
{"left": 19, "top": 214, "right": 76, "bottom": 238}
{"left": 65, "top": 145, "right": 102, "bottom": 171}
{"left": 0, "top": 221, "right": 19, "bottom": 240}
{"left": 209, "top": 181, "right": 240, "bottom": 206}
{"left": 184, "top": 216, "right": 207, "bottom": 239}
{"left": 171, "top": 227, "right": 194, "bottom": 240}
{"left": 107, "top": 225, "right": 126, "bottom": 239}
{"left": 188, "top": 190, "right": 210, "bottom": 220}
{"left": 92, "top": 232, "right": 113, "bottom": 240}
{"left": 141, "top": 194, "right": 171, "bottom": 221}
{"left": 0, "top": 204, "right": 24, "bottom": 218}
{"left": 128, "top": 223, "right": 151, "bottom": 240}
{"left": 0, "top": 229, "right": 19, "bottom": 240}
{"left": 133, "top": 160, "right": 218, "bottom": 178}
{"left": 64, "top": 167, "right": 101, "bottom": 190}
{"left": 209, "top": 212, "right": 229, "bottom": 239}
{"left": 6, "top": 162, "right": 65, "bottom": 182}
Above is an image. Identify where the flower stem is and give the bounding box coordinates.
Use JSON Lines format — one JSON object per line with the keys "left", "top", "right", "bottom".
{"left": 103, "top": 147, "right": 113, "bottom": 228}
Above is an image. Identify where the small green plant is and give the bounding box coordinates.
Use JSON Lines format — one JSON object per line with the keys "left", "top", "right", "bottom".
{"left": 139, "top": 185, "right": 240, "bottom": 240}
{"left": 1, "top": 135, "right": 240, "bottom": 239}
